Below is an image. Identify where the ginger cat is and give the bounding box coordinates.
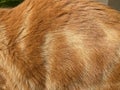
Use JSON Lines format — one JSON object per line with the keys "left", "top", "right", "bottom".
{"left": 0, "top": 0, "right": 120, "bottom": 90}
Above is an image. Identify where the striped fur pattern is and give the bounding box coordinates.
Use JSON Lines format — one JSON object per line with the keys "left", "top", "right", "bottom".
{"left": 0, "top": 0, "right": 120, "bottom": 90}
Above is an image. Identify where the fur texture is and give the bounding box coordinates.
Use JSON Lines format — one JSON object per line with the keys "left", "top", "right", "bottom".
{"left": 0, "top": 0, "right": 120, "bottom": 90}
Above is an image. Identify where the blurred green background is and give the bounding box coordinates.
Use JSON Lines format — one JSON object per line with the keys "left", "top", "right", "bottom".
{"left": 0, "top": 0, "right": 23, "bottom": 8}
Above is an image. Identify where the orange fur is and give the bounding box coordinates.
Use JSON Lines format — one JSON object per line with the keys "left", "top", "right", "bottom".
{"left": 0, "top": 0, "right": 120, "bottom": 90}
